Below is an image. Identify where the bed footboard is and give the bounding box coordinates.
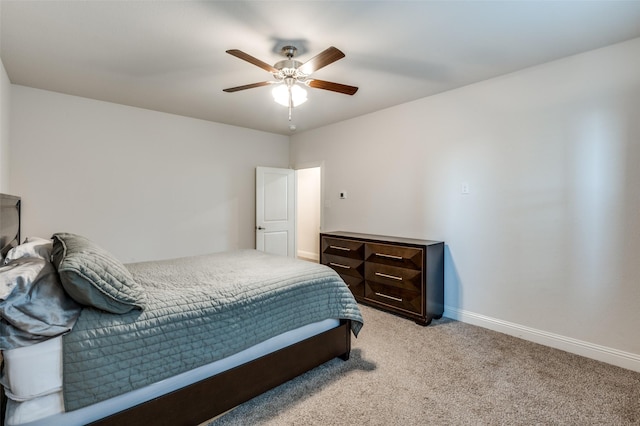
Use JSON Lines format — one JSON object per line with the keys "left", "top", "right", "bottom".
{"left": 88, "top": 319, "right": 352, "bottom": 426}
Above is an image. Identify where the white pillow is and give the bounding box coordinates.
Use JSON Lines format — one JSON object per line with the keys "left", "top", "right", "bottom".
{"left": 4, "top": 237, "right": 53, "bottom": 263}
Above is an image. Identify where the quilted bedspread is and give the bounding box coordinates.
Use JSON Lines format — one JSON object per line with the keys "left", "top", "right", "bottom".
{"left": 62, "top": 249, "right": 363, "bottom": 411}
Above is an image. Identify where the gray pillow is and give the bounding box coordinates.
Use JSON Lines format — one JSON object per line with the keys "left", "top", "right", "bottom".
{"left": 51, "top": 233, "right": 145, "bottom": 314}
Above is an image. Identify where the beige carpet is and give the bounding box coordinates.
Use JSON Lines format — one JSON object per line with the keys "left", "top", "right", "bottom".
{"left": 210, "top": 304, "right": 640, "bottom": 425}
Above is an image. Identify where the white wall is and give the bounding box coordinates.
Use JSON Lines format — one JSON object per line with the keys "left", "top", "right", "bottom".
{"left": 10, "top": 86, "right": 289, "bottom": 262}
{"left": 291, "top": 37, "right": 640, "bottom": 370}
{"left": 0, "top": 0, "right": 10, "bottom": 193}
{"left": 0, "top": 0, "right": 8, "bottom": 194}
{"left": 0, "top": 58, "right": 9, "bottom": 193}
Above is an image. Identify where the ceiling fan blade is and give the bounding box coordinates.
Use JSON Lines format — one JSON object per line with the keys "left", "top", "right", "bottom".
{"left": 226, "top": 49, "right": 278, "bottom": 73}
{"left": 223, "top": 81, "right": 273, "bottom": 93}
{"left": 308, "top": 79, "right": 358, "bottom": 95}
{"left": 298, "top": 46, "right": 345, "bottom": 75}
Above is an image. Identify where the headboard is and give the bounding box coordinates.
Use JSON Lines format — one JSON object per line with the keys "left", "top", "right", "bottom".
{"left": 0, "top": 193, "right": 21, "bottom": 259}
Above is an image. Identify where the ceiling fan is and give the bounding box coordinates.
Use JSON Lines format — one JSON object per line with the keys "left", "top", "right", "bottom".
{"left": 223, "top": 45, "right": 358, "bottom": 120}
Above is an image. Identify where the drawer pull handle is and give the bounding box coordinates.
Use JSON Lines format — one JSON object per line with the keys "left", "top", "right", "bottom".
{"left": 375, "top": 253, "right": 403, "bottom": 261}
{"left": 330, "top": 245, "right": 351, "bottom": 252}
{"left": 375, "top": 272, "right": 403, "bottom": 281}
{"left": 375, "top": 292, "right": 403, "bottom": 302}
{"left": 330, "top": 262, "right": 351, "bottom": 269}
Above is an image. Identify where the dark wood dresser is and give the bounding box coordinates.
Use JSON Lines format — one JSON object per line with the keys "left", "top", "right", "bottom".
{"left": 320, "top": 231, "right": 444, "bottom": 325}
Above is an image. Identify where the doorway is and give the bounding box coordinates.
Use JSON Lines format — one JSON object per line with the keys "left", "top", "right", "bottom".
{"left": 295, "top": 166, "right": 321, "bottom": 262}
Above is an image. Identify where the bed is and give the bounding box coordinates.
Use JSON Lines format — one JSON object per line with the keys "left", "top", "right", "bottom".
{"left": 0, "top": 194, "right": 363, "bottom": 426}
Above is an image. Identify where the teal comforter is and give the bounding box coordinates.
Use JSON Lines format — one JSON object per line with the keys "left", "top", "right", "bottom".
{"left": 62, "top": 250, "right": 363, "bottom": 411}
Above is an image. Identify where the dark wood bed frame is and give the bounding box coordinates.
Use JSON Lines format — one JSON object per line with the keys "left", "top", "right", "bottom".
{"left": 89, "top": 320, "right": 351, "bottom": 426}
{"left": 0, "top": 193, "right": 353, "bottom": 426}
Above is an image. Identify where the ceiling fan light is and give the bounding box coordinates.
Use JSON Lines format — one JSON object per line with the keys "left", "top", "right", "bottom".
{"left": 272, "top": 84, "right": 307, "bottom": 107}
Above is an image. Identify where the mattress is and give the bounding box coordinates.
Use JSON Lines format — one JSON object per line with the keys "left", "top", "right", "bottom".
{"left": 3, "top": 318, "right": 339, "bottom": 426}
{"left": 2, "top": 337, "right": 62, "bottom": 402}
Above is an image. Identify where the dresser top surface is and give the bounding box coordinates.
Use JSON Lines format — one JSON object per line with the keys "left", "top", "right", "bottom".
{"left": 321, "top": 231, "right": 443, "bottom": 247}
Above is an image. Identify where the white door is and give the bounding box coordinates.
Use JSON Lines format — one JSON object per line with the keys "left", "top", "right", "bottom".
{"left": 256, "top": 167, "right": 295, "bottom": 257}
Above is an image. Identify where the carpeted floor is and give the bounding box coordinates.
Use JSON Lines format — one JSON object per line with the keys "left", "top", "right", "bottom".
{"left": 209, "top": 304, "right": 640, "bottom": 425}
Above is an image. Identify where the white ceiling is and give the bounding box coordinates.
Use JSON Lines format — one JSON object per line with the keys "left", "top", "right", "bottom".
{"left": 2, "top": 1, "right": 640, "bottom": 135}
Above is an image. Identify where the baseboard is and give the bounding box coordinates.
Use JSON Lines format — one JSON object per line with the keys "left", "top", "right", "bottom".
{"left": 296, "top": 250, "right": 319, "bottom": 262}
{"left": 444, "top": 305, "right": 640, "bottom": 373}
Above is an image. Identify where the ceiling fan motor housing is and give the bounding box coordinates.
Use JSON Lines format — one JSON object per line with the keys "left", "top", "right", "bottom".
{"left": 274, "top": 59, "right": 303, "bottom": 72}
{"left": 272, "top": 45, "right": 307, "bottom": 80}
{"left": 273, "top": 59, "right": 306, "bottom": 82}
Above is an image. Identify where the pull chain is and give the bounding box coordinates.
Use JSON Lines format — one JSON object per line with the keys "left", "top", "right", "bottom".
{"left": 288, "top": 87, "right": 293, "bottom": 121}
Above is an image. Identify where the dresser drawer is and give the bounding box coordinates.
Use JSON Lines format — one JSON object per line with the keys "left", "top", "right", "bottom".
{"left": 323, "top": 254, "right": 364, "bottom": 279}
{"left": 322, "top": 237, "right": 364, "bottom": 260}
{"left": 340, "top": 274, "right": 365, "bottom": 298}
{"left": 365, "top": 243, "right": 423, "bottom": 271}
{"left": 365, "top": 281, "right": 422, "bottom": 314}
{"left": 364, "top": 263, "right": 422, "bottom": 293}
